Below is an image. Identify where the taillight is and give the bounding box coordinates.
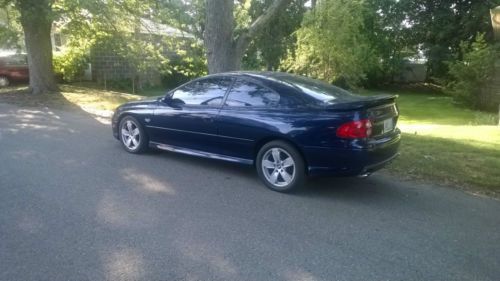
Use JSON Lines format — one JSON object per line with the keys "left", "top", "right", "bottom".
{"left": 336, "top": 119, "right": 372, "bottom": 139}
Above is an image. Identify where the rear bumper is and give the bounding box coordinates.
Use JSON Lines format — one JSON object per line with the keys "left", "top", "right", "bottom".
{"left": 303, "top": 130, "right": 401, "bottom": 177}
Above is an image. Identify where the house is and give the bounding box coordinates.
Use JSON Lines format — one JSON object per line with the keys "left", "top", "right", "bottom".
{"left": 51, "top": 18, "right": 195, "bottom": 88}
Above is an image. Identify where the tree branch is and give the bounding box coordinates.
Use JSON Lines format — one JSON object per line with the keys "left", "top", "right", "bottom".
{"left": 234, "top": 0, "right": 291, "bottom": 57}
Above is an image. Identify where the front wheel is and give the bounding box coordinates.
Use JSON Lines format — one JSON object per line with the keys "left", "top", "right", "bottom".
{"left": 256, "top": 141, "right": 306, "bottom": 192}
{"left": 119, "top": 116, "right": 148, "bottom": 153}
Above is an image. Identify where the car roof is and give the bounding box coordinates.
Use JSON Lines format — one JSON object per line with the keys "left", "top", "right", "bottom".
{"left": 206, "top": 71, "right": 302, "bottom": 92}
{"left": 210, "top": 71, "right": 294, "bottom": 81}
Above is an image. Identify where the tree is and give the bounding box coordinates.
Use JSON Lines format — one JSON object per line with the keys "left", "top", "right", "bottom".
{"left": 283, "top": 0, "right": 380, "bottom": 86}
{"left": 446, "top": 33, "right": 497, "bottom": 110}
{"left": 244, "top": 0, "right": 306, "bottom": 71}
{"left": 402, "top": 0, "right": 495, "bottom": 80}
{"left": 0, "top": 4, "right": 22, "bottom": 49}
{"left": 15, "top": 0, "right": 58, "bottom": 94}
{"left": 204, "top": 0, "right": 291, "bottom": 73}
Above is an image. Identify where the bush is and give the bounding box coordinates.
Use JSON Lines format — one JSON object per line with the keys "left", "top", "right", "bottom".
{"left": 446, "top": 34, "right": 497, "bottom": 110}
{"left": 53, "top": 47, "right": 89, "bottom": 82}
{"left": 159, "top": 40, "right": 207, "bottom": 89}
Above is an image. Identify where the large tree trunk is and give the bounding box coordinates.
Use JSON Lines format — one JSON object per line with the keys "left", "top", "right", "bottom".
{"left": 204, "top": 0, "right": 291, "bottom": 74}
{"left": 204, "top": 0, "right": 239, "bottom": 73}
{"left": 17, "top": 0, "right": 58, "bottom": 95}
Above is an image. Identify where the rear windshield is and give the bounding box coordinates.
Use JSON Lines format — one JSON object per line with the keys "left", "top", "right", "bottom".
{"left": 274, "top": 74, "right": 355, "bottom": 102}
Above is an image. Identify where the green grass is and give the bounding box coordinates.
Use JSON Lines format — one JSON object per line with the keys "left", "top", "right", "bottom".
{"left": 60, "top": 85, "right": 142, "bottom": 111}
{"left": 0, "top": 85, "right": 142, "bottom": 112}
{"left": 365, "top": 88, "right": 500, "bottom": 196}
{"left": 364, "top": 89, "right": 497, "bottom": 125}
{"left": 69, "top": 81, "right": 168, "bottom": 97}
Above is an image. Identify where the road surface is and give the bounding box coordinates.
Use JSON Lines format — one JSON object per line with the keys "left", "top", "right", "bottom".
{"left": 1, "top": 103, "right": 499, "bottom": 281}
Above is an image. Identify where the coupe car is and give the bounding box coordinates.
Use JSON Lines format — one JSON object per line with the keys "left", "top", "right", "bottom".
{"left": 112, "top": 72, "right": 401, "bottom": 192}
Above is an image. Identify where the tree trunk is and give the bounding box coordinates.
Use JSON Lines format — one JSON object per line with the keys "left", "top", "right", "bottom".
{"left": 204, "top": 0, "right": 239, "bottom": 73}
{"left": 204, "top": 0, "right": 291, "bottom": 74}
{"left": 17, "top": 0, "right": 58, "bottom": 95}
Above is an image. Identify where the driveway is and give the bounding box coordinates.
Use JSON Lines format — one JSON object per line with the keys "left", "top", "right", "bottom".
{"left": 0, "top": 103, "right": 499, "bottom": 281}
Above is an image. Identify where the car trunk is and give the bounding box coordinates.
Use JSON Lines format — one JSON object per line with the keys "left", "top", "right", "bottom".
{"left": 326, "top": 94, "right": 399, "bottom": 138}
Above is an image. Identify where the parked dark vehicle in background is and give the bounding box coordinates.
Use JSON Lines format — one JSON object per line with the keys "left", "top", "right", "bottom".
{"left": 0, "top": 54, "right": 29, "bottom": 87}
{"left": 112, "top": 72, "right": 401, "bottom": 192}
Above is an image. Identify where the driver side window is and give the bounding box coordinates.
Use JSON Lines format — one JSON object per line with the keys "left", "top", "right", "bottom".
{"left": 171, "top": 77, "right": 232, "bottom": 106}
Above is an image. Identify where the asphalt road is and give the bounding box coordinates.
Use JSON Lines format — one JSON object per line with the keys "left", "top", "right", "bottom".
{"left": 1, "top": 102, "right": 499, "bottom": 281}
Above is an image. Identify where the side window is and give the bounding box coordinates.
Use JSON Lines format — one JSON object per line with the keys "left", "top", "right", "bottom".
{"left": 171, "top": 77, "right": 232, "bottom": 106}
{"left": 225, "top": 79, "right": 280, "bottom": 107}
{"left": 4, "top": 55, "right": 27, "bottom": 66}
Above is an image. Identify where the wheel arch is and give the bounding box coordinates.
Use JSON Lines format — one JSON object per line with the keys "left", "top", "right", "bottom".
{"left": 117, "top": 113, "right": 150, "bottom": 137}
{"left": 253, "top": 136, "right": 309, "bottom": 173}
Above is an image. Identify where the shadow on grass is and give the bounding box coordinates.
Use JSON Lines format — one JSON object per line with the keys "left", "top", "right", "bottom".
{"left": 0, "top": 86, "right": 82, "bottom": 110}
{"left": 0, "top": 85, "right": 143, "bottom": 113}
{"left": 388, "top": 133, "right": 500, "bottom": 196}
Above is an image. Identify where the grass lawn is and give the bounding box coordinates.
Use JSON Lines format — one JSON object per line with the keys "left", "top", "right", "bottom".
{"left": 1, "top": 84, "right": 499, "bottom": 197}
{"left": 365, "top": 89, "right": 500, "bottom": 197}
{"left": 0, "top": 85, "right": 142, "bottom": 114}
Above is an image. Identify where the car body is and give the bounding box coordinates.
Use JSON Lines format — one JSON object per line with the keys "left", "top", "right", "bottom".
{"left": 112, "top": 71, "right": 401, "bottom": 192}
{"left": 0, "top": 54, "right": 29, "bottom": 87}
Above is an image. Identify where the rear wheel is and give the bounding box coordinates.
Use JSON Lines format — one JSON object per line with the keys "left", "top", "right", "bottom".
{"left": 256, "top": 140, "right": 306, "bottom": 192}
{"left": 119, "top": 116, "right": 148, "bottom": 153}
{"left": 0, "top": 76, "right": 10, "bottom": 87}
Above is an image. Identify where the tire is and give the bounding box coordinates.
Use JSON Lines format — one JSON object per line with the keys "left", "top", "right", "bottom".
{"left": 0, "top": 76, "right": 10, "bottom": 87}
{"left": 118, "top": 116, "right": 149, "bottom": 154}
{"left": 256, "top": 140, "right": 306, "bottom": 192}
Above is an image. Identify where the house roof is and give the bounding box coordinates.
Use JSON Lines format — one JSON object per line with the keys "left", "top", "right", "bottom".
{"left": 139, "top": 18, "right": 194, "bottom": 38}
{"left": 51, "top": 17, "right": 194, "bottom": 39}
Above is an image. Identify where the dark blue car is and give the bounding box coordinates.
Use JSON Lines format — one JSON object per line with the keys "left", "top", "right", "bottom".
{"left": 112, "top": 72, "right": 401, "bottom": 192}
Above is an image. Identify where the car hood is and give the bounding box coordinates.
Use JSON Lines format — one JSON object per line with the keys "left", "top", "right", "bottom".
{"left": 118, "top": 96, "right": 162, "bottom": 108}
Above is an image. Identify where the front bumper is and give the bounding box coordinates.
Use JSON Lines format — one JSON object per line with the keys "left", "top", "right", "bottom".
{"left": 111, "top": 112, "right": 120, "bottom": 140}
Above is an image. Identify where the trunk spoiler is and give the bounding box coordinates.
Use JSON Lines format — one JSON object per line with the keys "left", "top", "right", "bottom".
{"left": 325, "top": 94, "right": 398, "bottom": 111}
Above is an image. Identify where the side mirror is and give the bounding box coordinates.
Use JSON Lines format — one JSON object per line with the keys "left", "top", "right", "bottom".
{"left": 161, "top": 94, "right": 184, "bottom": 108}
{"left": 161, "top": 92, "right": 173, "bottom": 103}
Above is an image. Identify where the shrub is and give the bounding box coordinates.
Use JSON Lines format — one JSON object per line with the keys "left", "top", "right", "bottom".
{"left": 53, "top": 47, "right": 89, "bottom": 82}
{"left": 159, "top": 39, "right": 207, "bottom": 89}
{"left": 446, "top": 34, "right": 497, "bottom": 110}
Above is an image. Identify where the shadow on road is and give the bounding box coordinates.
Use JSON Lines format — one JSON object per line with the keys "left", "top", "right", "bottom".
{"left": 1, "top": 101, "right": 499, "bottom": 281}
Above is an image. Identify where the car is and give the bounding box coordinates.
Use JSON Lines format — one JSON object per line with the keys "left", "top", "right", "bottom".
{"left": 112, "top": 71, "right": 401, "bottom": 192}
{"left": 0, "top": 53, "right": 29, "bottom": 87}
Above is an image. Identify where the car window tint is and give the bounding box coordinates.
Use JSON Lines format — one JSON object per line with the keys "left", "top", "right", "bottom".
{"left": 171, "top": 78, "right": 231, "bottom": 106}
{"left": 225, "top": 79, "right": 280, "bottom": 107}
{"left": 274, "top": 74, "right": 354, "bottom": 103}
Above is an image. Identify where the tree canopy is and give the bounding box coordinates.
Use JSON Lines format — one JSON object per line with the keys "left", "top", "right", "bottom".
{"left": 0, "top": 0, "right": 497, "bottom": 101}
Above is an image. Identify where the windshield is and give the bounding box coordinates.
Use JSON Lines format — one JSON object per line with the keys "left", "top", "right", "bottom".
{"left": 274, "top": 74, "right": 355, "bottom": 102}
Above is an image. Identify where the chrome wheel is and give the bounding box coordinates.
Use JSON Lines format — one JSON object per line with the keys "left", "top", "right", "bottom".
{"left": 121, "top": 119, "right": 141, "bottom": 150}
{"left": 261, "top": 147, "right": 296, "bottom": 187}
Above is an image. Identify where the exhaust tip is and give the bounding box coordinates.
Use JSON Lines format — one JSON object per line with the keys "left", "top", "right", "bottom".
{"left": 357, "top": 172, "right": 371, "bottom": 179}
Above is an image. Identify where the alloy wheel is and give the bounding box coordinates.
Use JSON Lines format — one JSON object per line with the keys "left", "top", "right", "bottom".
{"left": 261, "top": 147, "right": 296, "bottom": 187}
{"left": 121, "top": 120, "right": 141, "bottom": 151}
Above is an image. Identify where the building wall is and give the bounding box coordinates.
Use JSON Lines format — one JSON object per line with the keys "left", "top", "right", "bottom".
{"left": 90, "top": 45, "right": 162, "bottom": 88}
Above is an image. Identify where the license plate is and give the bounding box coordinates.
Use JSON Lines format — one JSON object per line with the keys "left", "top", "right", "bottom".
{"left": 383, "top": 118, "right": 394, "bottom": 133}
